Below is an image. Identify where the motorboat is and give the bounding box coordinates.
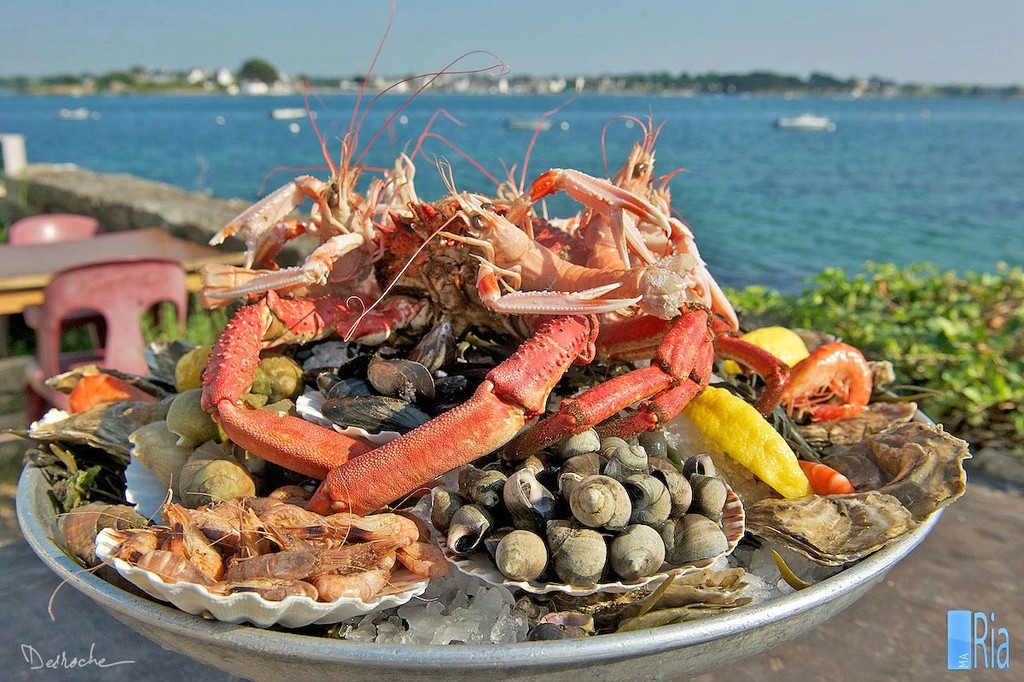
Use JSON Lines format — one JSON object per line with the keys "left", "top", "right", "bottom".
{"left": 774, "top": 113, "right": 836, "bottom": 132}
{"left": 270, "top": 108, "right": 316, "bottom": 120}
{"left": 504, "top": 118, "right": 552, "bottom": 132}
{"left": 56, "top": 107, "right": 100, "bottom": 121}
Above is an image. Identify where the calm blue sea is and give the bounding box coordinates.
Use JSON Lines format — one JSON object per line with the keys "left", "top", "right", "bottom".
{"left": 2, "top": 92, "right": 1022, "bottom": 292}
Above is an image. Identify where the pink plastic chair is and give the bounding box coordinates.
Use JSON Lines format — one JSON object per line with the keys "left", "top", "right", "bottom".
{"left": 24, "top": 258, "right": 188, "bottom": 421}
{"left": 11, "top": 213, "right": 104, "bottom": 335}
{"left": 8, "top": 213, "right": 100, "bottom": 244}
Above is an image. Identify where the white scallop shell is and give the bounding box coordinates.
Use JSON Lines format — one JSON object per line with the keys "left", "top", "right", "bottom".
{"left": 124, "top": 458, "right": 175, "bottom": 520}
{"left": 438, "top": 484, "right": 745, "bottom": 597}
{"left": 296, "top": 389, "right": 401, "bottom": 446}
{"left": 95, "top": 528, "right": 428, "bottom": 628}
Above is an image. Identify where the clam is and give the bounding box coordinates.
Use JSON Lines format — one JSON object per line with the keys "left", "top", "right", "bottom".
{"left": 494, "top": 529, "right": 549, "bottom": 581}
{"left": 744, "top": 490, "right": 915, "bottom": 565}
{"left": 367, "top": 358, "right": 435, "bottom": 403}
{"left": 528, "top": 611, "right": 595, "bottom": 640}
{"left": 601, "top": 437, "right": 648, "bottom": 481}
{"left": 458, "top": 465, "right": 508, "bottom": 508}
{"left": 651, "top": 467, "right": 692, "bottom": 518}
{"left": 569, "top": 475, "right": 632, "bottom": 531}
{"left": 321, "top": 395, "right": 430, "bottom": 433}
{"left": 178, "top": 441, "right": 257, "bottom": 508}
{"left": 560, "top": 429, "right": 601, "bottom": 459}
{"left": 623, "top": 474, "right": 672, "bottom": 527}
{"left": 682, "top": 454, "right": 718, "bottom": 479}
{"left": 546, "top": 520, "right": 608, "bottom": 587}
{"left": 503, "top": 468, "right": 557, "bottom": 533}
{"left": 660, "top": 514, "right": 730, "bottom": 565}
{"left": 430, "top": 488, "right": 465, "bottom": 533}
{"left": 610, "top": 524, "right": 666, "bottom": 582}
{"left": 446, "top": 503, "right": 494, "bottom": 555}
{"left": 688, "top": 474, "right": 728, "bottom": 522}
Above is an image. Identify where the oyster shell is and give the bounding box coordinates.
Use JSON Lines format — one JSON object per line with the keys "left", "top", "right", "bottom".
{"left": 744, "top": 490, "right": 915, "bottom": 565}
{"left": 824, "top": 421, "right": 971, "bottom": 521}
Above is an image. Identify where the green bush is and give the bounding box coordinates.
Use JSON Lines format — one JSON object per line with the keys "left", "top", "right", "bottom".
{"left": 728, "top": 262, "right": 1024, "bottom": 452}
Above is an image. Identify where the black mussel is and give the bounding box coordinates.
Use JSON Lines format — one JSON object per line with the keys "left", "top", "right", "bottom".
{"left": 367, "top": 358, "right": 435, "bottom": 403}
{"left": 321, "top": 395, "right": 430, "bottom": 433}
{"left": 336, "top": 353, "right": 372, "bottom": 380}
{"left": 408, "top": 320, "right": 456, "bottom": 372}
{"left": 434, "top": 373, "right": 471, "bottom": 405}
{"left": 322, "top": 378, "right": 374, "bottom": 400}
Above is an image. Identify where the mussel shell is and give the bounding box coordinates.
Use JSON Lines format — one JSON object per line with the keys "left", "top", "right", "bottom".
{"left": 623, "top": 474, "right": 672, "bottom": 527}
{"left": 446, "top": 504, "right": 494, "bottom": 555}
{"left": 689, "top": 474, "right": 727, "bottom": 522}
{"left": 408, "top": 320, "right": 456, "bottom": 372}
{"left": 430, "top": 488, "right": 465, "bottom": 533}
{"left": 495, "top": 529, "right": 548, "bottom": 581}
{"left": 321, "top": 395, "right": 430, "bottom": 433}
{"left": 503, "top": 468, "right": 557, "bottom": 533}
{"left": 569, "top": 475, "right": 632, "bottom": 530}
{"left": 323, "top": 377, "right": 374, "bottom": 400}
{"left": 610, "top": 524, "right": 667, "bottom": 582}
{"left": 546, "top": 520, "right": 608, "bottom": 587}
{"left": 458, "top": 465, "right": 508, "bottom": 508}
{"left": 434, "top": 373, "right": 470, "bottom": 406}
{"left": 367, "top": 358, "right": 435, "bottom": 403}
{"left": 660, "top": 514, "right": 730, "bottom": 565}
{"left": 559, "top": 429, "right": 601, "bottom": 460}
{"left": 602, "top": 437, "right": 649, "bottom": 481}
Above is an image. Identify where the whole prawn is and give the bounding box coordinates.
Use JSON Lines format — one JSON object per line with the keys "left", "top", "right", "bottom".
{"left": 781, "top": 342, "right": 873, "bottom": 421}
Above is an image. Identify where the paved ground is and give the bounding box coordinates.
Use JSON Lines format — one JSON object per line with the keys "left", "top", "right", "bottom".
{"left": 1, "top": 467, "right": 1020, "bottom": 681}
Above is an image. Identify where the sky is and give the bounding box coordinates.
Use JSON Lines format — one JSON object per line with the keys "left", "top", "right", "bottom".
{"left": 2, "top": 0, "right": 1022, "bottom": 85}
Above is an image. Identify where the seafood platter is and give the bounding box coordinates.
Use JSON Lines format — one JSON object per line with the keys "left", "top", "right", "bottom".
{"left": 17, "top": 105, "right": 970, "bottom": 679}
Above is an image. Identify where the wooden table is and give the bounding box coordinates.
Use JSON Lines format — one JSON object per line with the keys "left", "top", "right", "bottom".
{"left": 0, "top": 227, "right": 245, "bottom": 316}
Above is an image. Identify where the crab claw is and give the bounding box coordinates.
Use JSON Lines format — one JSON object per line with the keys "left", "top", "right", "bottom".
{"left": 307, "top": 315, "right": 599, "bottom": 515}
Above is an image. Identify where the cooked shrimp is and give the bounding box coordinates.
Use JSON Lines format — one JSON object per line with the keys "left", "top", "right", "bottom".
{"left": 799, "top": 460, "right": 856, "bottom": 496}
{"left": 311, "top": 568, "right": 389, "bottom": 602}
{"left": 780, "top": 342, "right": 873, "bottom": 421}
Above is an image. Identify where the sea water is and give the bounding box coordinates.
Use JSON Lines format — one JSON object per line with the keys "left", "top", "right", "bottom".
{"left": 2, "top": 92, "right": 1021, "bottom": 292}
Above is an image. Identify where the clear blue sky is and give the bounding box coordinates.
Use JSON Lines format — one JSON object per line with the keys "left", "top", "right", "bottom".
{"left": 2, "top": 0, "right": 1021, "bottom": 85}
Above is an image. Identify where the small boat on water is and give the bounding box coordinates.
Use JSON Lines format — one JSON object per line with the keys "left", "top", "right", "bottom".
{"left": 270, "top": 108, "right": 316, "bottom": 121}
{"left": 505, "top": 118, "right": 552, "bottom": 132}
{"left": 774, "top": 113, "right": 836, "bottom": 132}
{"left": 56, "top": 107, "right": 100, "bottom": 121}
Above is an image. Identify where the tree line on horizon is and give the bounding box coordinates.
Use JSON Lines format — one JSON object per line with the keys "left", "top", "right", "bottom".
{"left": 1, "top": 60, "right": 1021, "bottom": 98}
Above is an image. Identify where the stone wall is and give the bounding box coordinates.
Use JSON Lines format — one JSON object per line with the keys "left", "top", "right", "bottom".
{"left": 3, "top": 164, "right": 251, "bottom": 248}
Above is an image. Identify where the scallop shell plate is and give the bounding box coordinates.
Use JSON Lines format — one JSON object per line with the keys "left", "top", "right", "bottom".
{"left": 94, "top": 528, "right": 428, "bottom": 628}
{"left": 438, "top": 485, "right": 745, "bottom": 597}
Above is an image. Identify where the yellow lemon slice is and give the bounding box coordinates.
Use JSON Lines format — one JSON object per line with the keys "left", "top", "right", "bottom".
{"left": 682, "top": 386, "right": 812, "bottom": 499}
{"left": 723, "top": 325, "right": 809, "bottom": 374}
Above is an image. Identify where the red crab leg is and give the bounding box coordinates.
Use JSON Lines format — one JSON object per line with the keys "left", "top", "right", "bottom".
{"left": 502, "top": 306, "right": 713, "bottom": 461}
{"left": 201, "top": 292, "right": 426, "bottom": 479}
{"left": 306, "top": 315, "right": 599, "bottom": 515}
{"left": 714, "top": 334, "right": 790, "bottom": 416}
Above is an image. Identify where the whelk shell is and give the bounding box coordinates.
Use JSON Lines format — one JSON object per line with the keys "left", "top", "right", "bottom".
{"left": 445, "top": 504, "right": 494, "bottom": 555}
{"left": 601, "top": 437, "right": 649, "bottom": 481}
{"left": 546, "top": 520, "right": 608, "bottom": 587}
{"left": 495, "top": 529, "right": 549, "bottom": 581}
{"left": 458, "top": 465, "right": 508, "bottom": 508}
{"left": 660, "top": 514, "right": 730, "bottom": 565}
{"left": 503, "top": 468, "right": 557, "bottom": 533}
{"left": 623, "top": 474, "right": 672, "bottom": 527}
{"left": 569, "top": 475, "right": 632, "bottom": 530}
{"left": 610, "top": 524, "right": 666, "bottom": 582}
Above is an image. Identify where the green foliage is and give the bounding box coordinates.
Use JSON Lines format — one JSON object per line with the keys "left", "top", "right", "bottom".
{"left": 237, "top": 58, "right": 279, "bottom": 84}
{"left": 140, "top": 295, "right": 230, "bottom": 347}
{"left": 729, "top": 263, "right": 1024, "bottom": 445}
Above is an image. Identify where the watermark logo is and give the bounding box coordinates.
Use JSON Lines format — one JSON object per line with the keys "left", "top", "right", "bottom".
{"left": 948, "top": 610, "right": 1011, "bottom": 670}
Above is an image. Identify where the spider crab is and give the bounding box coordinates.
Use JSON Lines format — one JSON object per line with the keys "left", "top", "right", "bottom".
{"left": 199, "top": 124, "right": 790, "bottom": 516}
